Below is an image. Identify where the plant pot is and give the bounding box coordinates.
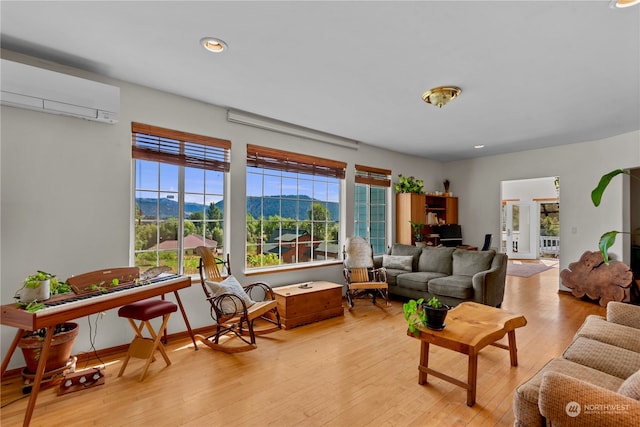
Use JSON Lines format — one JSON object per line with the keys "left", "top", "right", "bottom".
{"left": 424, "top": 304, "right": 450, "bottom": 330}
{"left": 18, "top": 322, "right": 79, "bottom": 373}
{"left": 19, "top": 279, "right": 51, "bottom": 302}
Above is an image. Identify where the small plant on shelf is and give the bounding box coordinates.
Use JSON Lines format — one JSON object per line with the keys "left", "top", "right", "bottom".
{"left": 394, "top": 174, "right": 424, "bottom": 194}
{"left": 410, "top": 220, "right": 425, "bottom": 243}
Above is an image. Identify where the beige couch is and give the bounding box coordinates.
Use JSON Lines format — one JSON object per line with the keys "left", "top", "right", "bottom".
{"left": 513, "top": 301, "right": 640, "bottom": 426}
{"left": 374, "top": 243, "right": 507, "bottom": 307}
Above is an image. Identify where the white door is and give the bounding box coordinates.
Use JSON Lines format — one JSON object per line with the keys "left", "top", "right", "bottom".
{"left": 505, "top": 202, "right": 538, "bottom": 260}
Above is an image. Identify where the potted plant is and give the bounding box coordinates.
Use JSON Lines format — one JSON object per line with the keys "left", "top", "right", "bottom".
{"left": 403, "top": 298, "right": 427, "bottom": 337}
{"left": 410, "top": 221, "right": 425, "bottom": 246}
{"left": 443, "top": 179, "right": 450, "bottom": 194}
{"left": 394, "top": 174, "right": 424, "bottom": 194}
{"left": 17, "top": 271, "right": 55, "bottom": 303}
{"left": 423, "top": 296, "right": 449, "bottom": 330}
{"left": 591, "top": 169, "right": 640, "bottom": 264}
{"left": 14, "top": 272, "right": 78, "bottom": 376}
{"left": 18, "top": 322, "right": 79, "bottom": 374}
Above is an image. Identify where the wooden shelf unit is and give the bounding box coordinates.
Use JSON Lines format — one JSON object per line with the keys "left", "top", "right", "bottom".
{"left": 425, "top": 195, "right": 458, "bottom": 225}
{"left": 396, "top": 193, "right": 458, "bottom": 245}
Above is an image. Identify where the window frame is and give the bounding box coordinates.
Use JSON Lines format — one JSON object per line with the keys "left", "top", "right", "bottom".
{"left": 354, "top": 164, "right": 391, "bottom": 255}
{"left": 246, "top": 144, "right": 346, "bottom": 272}
{"left": 131, "top": 122, "right": 230, "bottom": 274}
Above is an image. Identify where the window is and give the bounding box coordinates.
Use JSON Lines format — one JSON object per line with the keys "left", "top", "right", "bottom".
{"left": 354, "top": 164, "right": 391, "bottom": 255}
{"left": 246, "top": 144, "right": 346, "bottom": 270}
{"left": 132, "top": 122, "right": 230, "bottom": 275}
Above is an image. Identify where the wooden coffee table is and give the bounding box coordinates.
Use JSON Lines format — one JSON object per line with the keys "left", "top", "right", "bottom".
{"left": 407, "top": 301, "right": 527, "bottom": 406}
{"left": 272, "top": 281, "right": 344, "bottom": 329}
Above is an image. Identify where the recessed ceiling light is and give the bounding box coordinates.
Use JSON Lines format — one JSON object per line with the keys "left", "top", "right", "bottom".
{"left": 200, "top": 37, "right": 228, "bottom": 53}
{"left": 474, "top": 145, "right": 485, "bottom": 149}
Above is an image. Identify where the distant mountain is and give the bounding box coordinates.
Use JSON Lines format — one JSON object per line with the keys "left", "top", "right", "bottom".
{"left": 136, "top": 196, "right": 338, "bottom": 220}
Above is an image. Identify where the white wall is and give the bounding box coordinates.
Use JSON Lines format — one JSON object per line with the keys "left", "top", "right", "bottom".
{"left": 446, "top": 133, "right": 640, "bottom": 290}
{"left": 0, "top": 55, "right": 443, "bottom": 369}
{"left": 501, "top": 176, "right": 558, "bottom": 201}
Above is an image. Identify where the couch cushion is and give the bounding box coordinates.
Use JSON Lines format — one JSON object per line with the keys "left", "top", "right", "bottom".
{"left": 396, "top": 272, "right": 447, "bottom": 292}
{"left": 452, "top": 249, "right": 494, "bottom": 276}
{"left": 513, "top": 357, "right": 624, "bottom": 427}
{"left": 382, "top": 254, "right": 413, "bottom": 272}
{"left": 563, "top": 336, "right": 640, "bottom": 379}
{"left": 607, "top": 301, "right": 640, "bottom": 330}
{"left": 427, "top": 275, "right": 474, "bottom": 300}
{"left": 618, "top": 369, "right": 640, "bottom": 400}
{"left": 389, "top": 243, "right": 422, "bottom": 270}
{"left": 384, "top": 269, "right": 405, "bottom": 286}
{"left": 576, "top": 314, "right": 640, "bottom": 353}
{"left": 418, "top": 246, "right": 455, "bottom": 275}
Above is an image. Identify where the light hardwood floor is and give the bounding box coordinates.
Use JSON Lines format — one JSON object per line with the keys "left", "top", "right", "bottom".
{"left": 1, "top": 263, "right": 606, "bottom": 427}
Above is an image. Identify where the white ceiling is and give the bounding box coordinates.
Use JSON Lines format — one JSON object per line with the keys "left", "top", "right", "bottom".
{"left": 1, "top": 1, "right": 639, "bottom": 161}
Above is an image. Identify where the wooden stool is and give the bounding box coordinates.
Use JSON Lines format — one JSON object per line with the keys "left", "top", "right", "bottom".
{"left": 117, "top": 299, "right": 177, "bottom": 381}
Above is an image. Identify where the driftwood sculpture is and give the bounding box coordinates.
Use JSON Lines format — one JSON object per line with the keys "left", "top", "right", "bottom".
{"left": 560, "top": 251, "right": 633, "bottom": 306}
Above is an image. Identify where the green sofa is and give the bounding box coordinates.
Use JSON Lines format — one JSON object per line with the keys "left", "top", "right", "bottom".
{"left": 374, "top": 243, "right": 508, "bottom": 307}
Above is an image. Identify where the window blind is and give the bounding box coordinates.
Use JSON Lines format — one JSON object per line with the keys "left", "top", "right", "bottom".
{"left": 354, "top": 164, "right": 391, "bottom": 187}
{"left": 132, "top": 122, "right": 231, "bottom": 172}
{"left": 246, "top": 144, "right": 346, "bottom": 179}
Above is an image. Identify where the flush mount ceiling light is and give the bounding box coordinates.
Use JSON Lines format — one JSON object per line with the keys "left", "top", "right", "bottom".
{"left": 200, "top": 37, "right": 228, "bottom": 53}
{"left": 421, "top": 86, "right": 461, "bottom": 108}
{"left": 610, "top": 0, "right": 640, "bottom": 8}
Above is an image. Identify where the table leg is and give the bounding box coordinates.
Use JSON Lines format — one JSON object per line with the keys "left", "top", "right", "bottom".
{"left": 23, "top": 325, "right": 55, "bottom": 426}
{"left": 1, "top": 328, "right": 24, "bottom": 379}
{"left": 467, "top": 352, "right": 478, "bottom": 407}
{"left": 418, "top": 341, "right": 430, "bottom": 384}
{"left": 507, "top": 330, "right": 518, "bottom": 366}
{"left": 173, "top": 290, "right": 198, "bottom": 350}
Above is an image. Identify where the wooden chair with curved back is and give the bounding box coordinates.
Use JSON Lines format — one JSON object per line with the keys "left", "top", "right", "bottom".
{"left": 343, "top": 236, "right": 390, "bottom": 308}
{"left": 194, "top": 246, "right": 281, "bottom": 353}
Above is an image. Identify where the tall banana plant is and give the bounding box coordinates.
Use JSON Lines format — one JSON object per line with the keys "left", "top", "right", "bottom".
{"left": 590, "top": 169, "right": 635, "bottom": 264}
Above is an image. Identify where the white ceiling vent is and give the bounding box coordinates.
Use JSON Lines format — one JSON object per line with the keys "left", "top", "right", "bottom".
{"left": 1, "top": 59, "right": 120, "bottom": 123}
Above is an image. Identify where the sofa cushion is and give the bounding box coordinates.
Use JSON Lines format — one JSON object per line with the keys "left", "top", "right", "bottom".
{"left": 418, "top": 246, "right": 455, "bottom": 275}
{"left": 563, "top": 336, "right": 640, "bottom": 379}
{"left": 607, "top": 301, "right": 640, "bottom": 330}
{"left": 576, "top": 314, "right": 640, "bottom": 353}
{"left": 382, "top": 254, "right": 413, "bottom": 272}
{"left": 513, "top": 357, "right": 624, "bottom": 427}
{"left": 452, "top": 249, "right": 494, "bottom": 276}
{"left": 427, "top": 275, "right": 474, "bottom": 300}
{"left": 390, "top": 243, "right": 422, "bottom": 271}
{"left": 396, "top": 272, "right": 447, "bottom": 292}
{"left": 618, "top": 369, "right": 640, "bottom": 400}
{"left": 384, "top": 269, "right": 405, "bottom": 286}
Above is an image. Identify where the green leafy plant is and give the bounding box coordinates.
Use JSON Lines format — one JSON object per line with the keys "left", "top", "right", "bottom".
{"left": 410, "top": 220, "right": 424, "bottom": 242}
{"left": 425, "top": 296, "right": 443, "bottom": 308}
{"left": 24, "top": 271, "right": 55, "bottom": 289}
{"left": 16, "top": 271, "right": 72, "bottom": 311}
{"left": 403, "top": 298, "right": 427, "bottom": 336}
{"left": 591, "top": 169, "right": 639, "bottom": 264}
{"left": 394, "top": 174, "right": 424, "bottom": 194}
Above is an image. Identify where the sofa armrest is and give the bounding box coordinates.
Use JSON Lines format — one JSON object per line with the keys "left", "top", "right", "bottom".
{"left": 539, "top": 371, "right": 640, "bottom": 426}
{"left": 471, "top": 253, "right": 507, "bottom": 307}
{"left": 607, "top": 301, "right": 640, "bottom": 329}
{"left": 373, "top": 255, "right": 384, "bottom": 269}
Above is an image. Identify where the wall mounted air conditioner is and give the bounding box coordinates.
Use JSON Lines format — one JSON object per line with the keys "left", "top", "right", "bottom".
{"left": 1, "top": 58, "right": 120, "bottom": 123}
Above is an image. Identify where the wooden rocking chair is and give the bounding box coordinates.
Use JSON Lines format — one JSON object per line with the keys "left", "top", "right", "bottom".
{"left": 194, "top": 246, "right": 281, "bottom": 353}
{"left": 343, "top": 236, "right": 391, "bottom": 308}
